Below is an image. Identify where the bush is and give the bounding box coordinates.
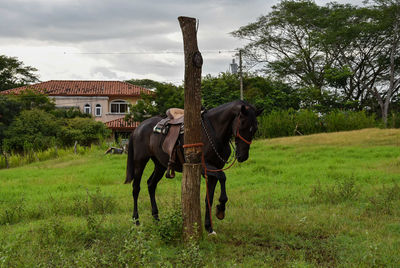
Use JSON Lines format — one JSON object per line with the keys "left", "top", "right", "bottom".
{"left": 3, "top": 109, "right": 61, "bottom": 153}
{"left": 257, "top": 109, "right": 296, "bottom": 138}
{"left": 62, "top": 118, "right": 111, "bottom": 147}
{"left": 295, "top": 109, "right": 322, "bottom": 135}
{"left": 323, "top": 110, "right": 376, "bottom": 132}
{"left": 387, "top": 112, "right": 400, "bottom": 128}
{"left": 154, "top": 208, "right": 183, "bottom": 244}
{"left": 257, "top": 109, "right": 377, "bottom": 139}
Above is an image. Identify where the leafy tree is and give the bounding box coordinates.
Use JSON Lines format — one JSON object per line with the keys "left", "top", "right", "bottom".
{"left": 59, "top": 117, "right": 111, "bottom": 147}
{"left": 125, "top": 79, "right": 184, "bottom": 122}
{"left": 0, "top": 91, "right": 55, "bottom": 155}
{"left": 0, "top": 95, "right": 22, "bottom": 156}
{"left": 366, "top": 0, "right": 400, "bottom": 125}
{"left": 201, "top": 73, "right": 240, "bottom": 108}
{"left": 232, "top": 1, "right": 330, "bottom": 97}
{"left": 201, "top": 72, "right": 299, "bottom": 113}
{"left": 3, "top": 109, "right": 62, "bottom": 153}
{"left": 0, "top": 55, "right": 39, "bottom": 91}
{"left": 233, "top": 0, "right": 400, "bottom": 120}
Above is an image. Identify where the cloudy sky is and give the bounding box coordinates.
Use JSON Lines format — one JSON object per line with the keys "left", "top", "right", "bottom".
{"left": 0, "top": 0, "right": 363, "bottom": 84}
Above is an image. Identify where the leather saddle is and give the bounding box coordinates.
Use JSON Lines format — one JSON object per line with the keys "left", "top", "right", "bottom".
{"left": 153, "top": 108, "right": 185, "bottom": 178}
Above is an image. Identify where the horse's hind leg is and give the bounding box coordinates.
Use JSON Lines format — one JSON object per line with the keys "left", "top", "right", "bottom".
{"left": 147, "top": 161, "right": 166, "bottom": 221}
{"left": 132, "top": 160, "right": 148, "bottom": 225}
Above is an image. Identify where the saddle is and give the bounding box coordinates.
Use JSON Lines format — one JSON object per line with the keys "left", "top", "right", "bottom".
{"left": 153, "top": 108, "right": 185, "bottom": 178}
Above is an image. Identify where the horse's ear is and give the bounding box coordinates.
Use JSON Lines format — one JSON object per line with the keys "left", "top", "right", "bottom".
{"left": 256, "top": 108, "right": 264, "bottom": 117}
{"left": 240, "top": 105, "right": 248, "bottom": 116}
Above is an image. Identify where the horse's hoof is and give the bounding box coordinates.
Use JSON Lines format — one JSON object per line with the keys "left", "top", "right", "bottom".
{"left": 208, "top": 231, "right": 217, "bottom": 236}
{"left": 133, "top": 219, "right": 140, "bottom": 226}
{"left": 216, "top": 206, "right": 225, "bottom": 220}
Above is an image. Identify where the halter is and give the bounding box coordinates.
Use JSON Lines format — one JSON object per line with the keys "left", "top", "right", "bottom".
{"left": 235, "top": 114, "right": 252, "bottom": 145}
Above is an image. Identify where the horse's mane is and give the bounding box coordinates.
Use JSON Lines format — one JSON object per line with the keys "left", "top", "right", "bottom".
{"left": 207, "top": 100, "right": 256, "bottom": 115}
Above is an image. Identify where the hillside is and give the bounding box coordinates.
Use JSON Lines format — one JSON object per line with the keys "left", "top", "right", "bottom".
{"left": 0, "top": 128, "right": 399, "bottom": 267}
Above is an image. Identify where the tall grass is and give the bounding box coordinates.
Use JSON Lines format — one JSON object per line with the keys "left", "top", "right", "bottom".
{"left": 258, "top": 109, "right": 377, "bottom": 138}
{"left": 0, "top": 143, "right": 107, "bottom": 169}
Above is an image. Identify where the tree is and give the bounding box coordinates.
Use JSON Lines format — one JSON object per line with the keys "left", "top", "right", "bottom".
{"left": 233, "top": 0, "right": 400, "bottom": 120}
{"left": 201, "top": 72, "right": 299, "bottom": 113}
{"left": 0, "top": 91, "right": 54, "bottom": 155}
{"left": 367, "top": 0, "right": 400, "bottom": 125}
{"left": 3, "top": 109, "right": 62, "bottom": 153}
{"left": 232, "top": 1, "right": 330, "bottom": 97}
{"left": 0, "top": 55, "right": 39, "bottom": 91}
{"left": 125, "top": 79, "right": 184, "bottom": 122}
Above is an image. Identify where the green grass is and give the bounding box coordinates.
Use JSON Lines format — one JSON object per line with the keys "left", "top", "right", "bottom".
{"left": 1, "top": 128, "right": 400, "bottom": 267}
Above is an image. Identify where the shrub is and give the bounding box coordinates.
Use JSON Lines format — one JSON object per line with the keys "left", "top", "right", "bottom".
{"left": 257, "top": 109, "right": 296, "bottom": 138}
{"left": 154, "top": 208, "right": 183, "bottom": 244}
{"left": 295, "top": 109, "right": 322, "bottom": 135}
{"left": 323, "top": 110, "right": 376, "bottom": 132}
{"left": 3, "top": 109, "right": 61, "bottom": 153}
{"left": 257, "top": 109, "right": 377, "bottom": 139}
{"left": 62, "top": 117, "right": 111, "bottom": 146}
{"left": 387, "top": 112, "right": 400, "bottom": 128}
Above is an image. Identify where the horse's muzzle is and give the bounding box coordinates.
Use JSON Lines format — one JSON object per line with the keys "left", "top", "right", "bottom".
{"left": 237, "top": 154, "right": 248, "bottom": 162}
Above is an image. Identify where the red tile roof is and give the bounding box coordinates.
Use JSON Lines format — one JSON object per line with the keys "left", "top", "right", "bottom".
{"left": 1, "top": 80, "right": 153, "bottom": 97}
{"left": 105, "top": 117, "right": 140, "bottom": 130}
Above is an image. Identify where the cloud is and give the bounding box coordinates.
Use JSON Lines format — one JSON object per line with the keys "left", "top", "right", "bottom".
{"left": 0, "top": 0, "right": 363, "bottom": 83}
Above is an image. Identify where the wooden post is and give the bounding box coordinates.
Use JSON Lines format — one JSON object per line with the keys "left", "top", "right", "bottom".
{"left": 178, "top": 16, "right": 203, "bottom": 240}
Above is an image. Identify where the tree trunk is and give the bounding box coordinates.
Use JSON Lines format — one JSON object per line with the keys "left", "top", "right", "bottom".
{"left": 2, "top": 152, "right": 9, "bottom": 169}
{"left": 178, "top": 16, "right": 203, "bottom": 241}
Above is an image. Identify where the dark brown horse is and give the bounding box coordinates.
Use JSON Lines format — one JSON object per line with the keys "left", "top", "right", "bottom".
{"left": 125, "top": 100, "right": 262, "bottom": 233}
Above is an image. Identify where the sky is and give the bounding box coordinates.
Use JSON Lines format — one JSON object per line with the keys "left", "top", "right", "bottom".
{"left": 0, "top": 0, "right": 364, "bottom": 84}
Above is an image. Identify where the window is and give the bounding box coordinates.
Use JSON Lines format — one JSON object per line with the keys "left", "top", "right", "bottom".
{"left": 95, "top": 104, "right": 102, "bottom": 117}
{"left": 84, "top": 104, "right": 91, "bottom": 114}
{"left": 110, "top": 100, "right": 129, "bottom": 114}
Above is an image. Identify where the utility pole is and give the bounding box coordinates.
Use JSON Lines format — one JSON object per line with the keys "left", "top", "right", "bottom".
{"left": 239, "top": 49, "right": 243, "bottom": 100}
{"left": 178, "top": 16, "right": 203, "bottom": 241}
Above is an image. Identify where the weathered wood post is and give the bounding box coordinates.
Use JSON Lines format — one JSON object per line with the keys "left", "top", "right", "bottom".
{"left": 178, "top": 16, "right": 203, "bottom": 240}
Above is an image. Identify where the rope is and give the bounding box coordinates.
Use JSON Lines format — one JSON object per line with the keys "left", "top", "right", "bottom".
{"left": 182, "top": 142, "right": 237, "bottom": 231}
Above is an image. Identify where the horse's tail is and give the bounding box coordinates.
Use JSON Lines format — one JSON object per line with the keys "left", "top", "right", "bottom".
{"left": 124, "top": 133, "right": 135, "bottom": 184}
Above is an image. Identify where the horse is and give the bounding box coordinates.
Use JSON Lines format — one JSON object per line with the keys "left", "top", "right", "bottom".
{"left": 125, "top": 100, "right": 263, "bottom": 234}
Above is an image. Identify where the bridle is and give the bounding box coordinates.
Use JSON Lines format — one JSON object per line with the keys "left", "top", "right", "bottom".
{"left": 235, "top": 114, "right": 252, "bottom": 145}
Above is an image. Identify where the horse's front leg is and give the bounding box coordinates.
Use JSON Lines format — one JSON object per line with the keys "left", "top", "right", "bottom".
{"left": 216, "top": 171, "right": 228, "bottom": 220}
{"left": 204, "top": 175, "right": 218, "bottom": 234}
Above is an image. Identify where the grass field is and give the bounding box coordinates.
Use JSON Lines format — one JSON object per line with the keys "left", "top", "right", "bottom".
{"left": 1, "top": 128, "right": 400, "bottom": 267}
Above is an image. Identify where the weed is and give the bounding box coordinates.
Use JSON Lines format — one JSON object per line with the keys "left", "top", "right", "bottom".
{"left": 154, "top": 208, "right": 183, "bottom": 244}
{"left": 0, "top": 199, "right": 25, "bottom": 225}
{"left": 117, "top": 227, "right": 155, "bottom": 266}
{"left": 365, "top": 182, "right": 400, "bottom": 215}
{"left": 87, "top": 187, "right": 116, "bottom": 215}
{"left": 310, "top": 177, "right": 360, "bottom": 204}
{"left": 178, "top": 237, "right": 204, "bottom": 268}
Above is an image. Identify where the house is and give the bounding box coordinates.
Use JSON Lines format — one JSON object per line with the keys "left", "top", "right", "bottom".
{"left": 2, "top": 80, "right": 152, "bottom": 139}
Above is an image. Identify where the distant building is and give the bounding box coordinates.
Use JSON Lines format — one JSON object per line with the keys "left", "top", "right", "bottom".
{"left": 2, "top": 80, "right": 152, "bottom": 139}
{"left": 230, "top": 59, "right": 238, "bottom": 74}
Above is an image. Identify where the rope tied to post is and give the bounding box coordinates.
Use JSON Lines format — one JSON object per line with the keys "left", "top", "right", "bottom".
{"left": 183, "top": 142, "right": 237, "bottom": 232}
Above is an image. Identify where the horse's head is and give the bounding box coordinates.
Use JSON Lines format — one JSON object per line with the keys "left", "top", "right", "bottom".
{"left": 233, "top": 104, "right": 263, "bottom": 162}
